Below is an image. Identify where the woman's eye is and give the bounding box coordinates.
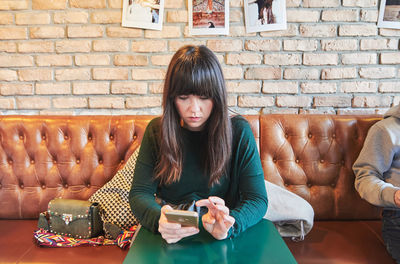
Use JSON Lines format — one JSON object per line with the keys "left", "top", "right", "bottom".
{"left": 178, "top": 95, "right": 188, "bottom": 100}
{"left": 200, "top": 96, "right": 210, "bottom": 100}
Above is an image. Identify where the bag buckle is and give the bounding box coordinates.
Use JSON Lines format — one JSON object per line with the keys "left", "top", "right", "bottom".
{"left": 62, "top": 213, "right": 73, "bottom": 225}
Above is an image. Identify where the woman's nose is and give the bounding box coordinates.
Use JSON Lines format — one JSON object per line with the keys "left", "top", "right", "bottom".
{"left": 189, "top": 98, "right": 200, "bottom": 112}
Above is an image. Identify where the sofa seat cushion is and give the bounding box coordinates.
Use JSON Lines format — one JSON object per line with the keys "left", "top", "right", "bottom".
{"left": 284, "top": 221, "right": 395, "bottom": 264}
{"left": 0, "top": 220, "right": 128, "bottom": 263}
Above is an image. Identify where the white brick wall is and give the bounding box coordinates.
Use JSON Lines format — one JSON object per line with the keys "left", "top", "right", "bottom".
{"left": 0, "top": 0, "right": 398, "bottom": 115}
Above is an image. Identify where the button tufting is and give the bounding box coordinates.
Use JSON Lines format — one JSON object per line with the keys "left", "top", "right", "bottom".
{"left": 284, "top": 183, "right": 288, "bottom": 187}
{"left": 76, "top": 159, "right": 80, "bottom": 164}
{"left": 120, "top": 160, "right": 124, "bottom": 164}
{"left": 20, "top": 184, "right": 24, "bottom": 189}
{"left": 273, "top": 158, "right": 277, "bottom": 163}
{"left": 42, "top": 185, "right": 46, "bottom": 189}
{"left": 320, "top": 159, "right": 324, "bottom": 163}
{"left": 99, "top": 159, "right": 103, "bottom": 164}
{"left": 307, "top": 183, "right": 312, "bottom": 188}
{"left": 87, "top": 184, "right": 90, "bottom": 188}
{"left": 88, "top": 136, "right": 92, "bottom": 140}
{"left": 295, "top": 159, "right": 299, "bottom": 163}
{"left": 308, "top": 133, "right": 312, "bottom": 138}
{"left": 331, "top": 183, "right": 336, "bottom": 187}
{"left": 133, "top": 135, "right": 137, "bottom": 140}
{"left": 64, "top": 184, "right": 68, "bottom": 188}
{"left": 285, "top": 134, "right": 289, "bottom": 139}
{"left": 42, "top": 135, "right": 46, "bottom": 140}
{"left": 109, "top": 135, "right": 114, "bottom": 140}
{"left": 64, "top": 135, "right": 68, "bottom": 140}
{"left": 31, "top": 160, "right": 35, "bottom": 164}
{"left": 332, "top": 134, "right": 336, "bottom": 139}
{"left": 8, "top": 159, "right": 12, "bottom": 165}
{"left": 19, "top": 135, "right": 24, "bottom": 140}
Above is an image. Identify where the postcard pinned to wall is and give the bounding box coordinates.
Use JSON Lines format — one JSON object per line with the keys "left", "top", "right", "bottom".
{"left": 122, "top": 0, "right": 164, "bottom": 30}
{"left": 244, "top": 0, "right": 287, "bottom": 33}
{"left": 378, "top": 0, "right": 400, "bottom": 29}
{"left": 188, "top": 0, "right": 229, "bottom": 35}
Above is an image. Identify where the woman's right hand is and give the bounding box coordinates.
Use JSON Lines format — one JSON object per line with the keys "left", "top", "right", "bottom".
{"left": 158, "top": 205, "right": 199, "bottom": 244}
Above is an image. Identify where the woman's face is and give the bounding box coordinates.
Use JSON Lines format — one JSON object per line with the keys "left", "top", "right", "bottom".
{"left": 174, "top": 94, "right": 213, "bottom": 131}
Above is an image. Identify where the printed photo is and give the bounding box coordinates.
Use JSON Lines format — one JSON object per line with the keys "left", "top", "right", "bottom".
{"left": 244, "top": 0, "right": 287, "bottom": 33}
{"left": 189, "top": 0, "right": 229, "bottom": 35}
{"left": 122, "top": 0, "right": 164, "bottom": 30}
{"left": 378, "top": 0, "right": 400, "bottom": 29}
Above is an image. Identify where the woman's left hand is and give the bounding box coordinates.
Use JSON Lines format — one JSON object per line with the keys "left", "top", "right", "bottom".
{"left": 196, "top": 196, "right": 235, "bottom": 240}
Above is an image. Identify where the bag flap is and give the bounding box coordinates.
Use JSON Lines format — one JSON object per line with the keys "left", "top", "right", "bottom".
{"left": 48, "top": 198, "right": 92, "bottom": 219}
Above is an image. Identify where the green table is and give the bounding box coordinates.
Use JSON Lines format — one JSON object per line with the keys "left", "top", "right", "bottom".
{"left": 123, "top": 219, "right": 297, "bottom": 264}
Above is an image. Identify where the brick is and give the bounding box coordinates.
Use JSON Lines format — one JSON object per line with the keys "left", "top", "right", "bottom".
{"left": 283, "top": 68, "right": 319, "bottom": 80}
{"left": 167, "top": 10, "right": 188, "bottom": 23}
{"left": 93, "top": 40, "right": 128, "bottom": 52}
{"left": 286, "top": 10, "right": 320, "bottom": 22}
{"left": 339, "top": 25, "right": 376, "bottom": 36}
{"left": 245, "top": 39, "right": 280, "bottom": 51}
{"left": 341, "top": 53, "right": 377, "bottom": 65}
{"left": 16, "top": 97, "right": 51, "bottom": 109}
{"left": 262, "top": 82, "right": 298, "bottom": 94}
{"left": 238, "top": 95, "right": 274, "bottom": 107}
{"left": 0, "top": 42, "right": 16, "bottom": 52}
{"left": 207, "top": 40, "right": 243, "bottom": 52}
{"left": 226, "top": 53, "right": 262, "bottom": 65}
{"left": 230, "top": 26, "right": 255, "bottom": 38}
{"left": 0, "top": 83, "right": 32, "bottom": 95}
{"left": 223, "top": 67, "right": 243, "bottom": 80}
{"left": 0, "top": 98, "right": 14, "bottom": 109}
{"left": 321, "top": 68, "right": 357, "bottom": 79}
{"left": 132, "top": 40, "right": 167, "bottom": 52}
{"left": 314, "top": 96, "right": 352, "bottom": 107}
{"left": 245, "top": 67, "right": 281, "bottom": 80}
{"left": 0, "top": 69, "right": 17, "bottom": 81}
{"left": 260, "top": 24, "right": 297, "bottom": 37}
{"left": 300, "top": 109, "right": 336, "bottom": 114}
{"left": 53, "top": 97, "right": 87, "bottom": 108}
{"left": 54, "top": 11, "right": 88, "bottom": 24}
{"left": 342, "top": 0, "right": 377, "bottom": 7}
{"left": 300, "top": 25, "right": 336, "bottom": 37}
{"left": 40, "top": 110, "right": 75, "bottom": 115}
{"left": 73, "top": 82, "right": 109, "bottom": 94}
{"left": 0, "top": 0, "right": 28, "bottom": 10}
{"left": 230, "top": 10, "right": 242, "bottom": 23}
{"left": 277, "top": 96, "right": 312, "bottom": 107}
{"left": 111, "top": 82, "right": 147, "bottom": 94}
{"left": 165, "top": 0, "right": 183, "bottom": 8}
{"left": 379, "top": 82, "right": 400, "bottom": 93}
{"left": 283, "top": 40, "right": 317, "bottom": 51}
{"left": 226, "top": 81, "right": 260, "bottom": 93}
{"left": 340, "top": 81, "right": 377, "bottom": 93}
{"left": 301, "top": 82, "right": 337, "bottom": 93}
{"left": 126, "top": 96, "right": 162, "bottom": 108}
{"left": 264, "top": 54, "right": 301, "bottom": 66}
{"left": 353, "top": 96, "right": 391, "bottom": 107}
{"left": 149, "top": 82, "right": 163, "bottom": 94}
{"left": 91, "top": 11, "right": 121, "bottom": 24}
{"left": 56, "top": 40, "right": 91, "bottom": 53}
{"left": 32, "top": 0, "right": 66, "bottom": 9}
{"left": 264, "top": 108, "right": 300, "bottom": 114}
{"left": 303, "top": 53, "right": 338, "bottom": 65}
{"left": 145, "top": 26, "right": 181, "bottom": 38}
{"left": 109, "top": 0, "right": 122, "bottom": 8}
{"left": 380, "top": 53, "right": 400, "bottom": 64}
{"left": 0, "top": 55, "right": 33, "bottom": 67}
{"left": 287, "top": 0, "right": 301, "bottom": 7}
{"left": 361, "top": 10, "right": 378, "bottom": 22}
{"left": 169, "top": 40, "right": 206, "bottom": 51}
{"left": 360, "top": 39, "right": 398, "bottom": 50}
{"left": 393, "top": 96, "right": 400, "bottom": 106}
{"left": 18, "top": 41, "right": 54, "bottom": 53}
{"left": 70, "top": 0, "right": 106, "bottom": 8}
{"left": 30, "top": 26, "right": 65, "bottom": 38}
{"left": 230, "top": 0, "right": 241, "bottom": 7}
{"left": 55, "top": 68, "right": 90, "bottom": 81}
{"left": 16, "top": 13, "right": 50, "bottom": 25}
{"left": 380, "top": 28, "right": 400, "bottom": 37}
{"left": 132, "top": 68, "right": 165, "bottom": 80}
{"left": 114, "top": 54, "right": 148, "bottom": 66}
{"left": 321, "top": 9, "right": 358, "bottom": 21}
{"left": 359, "top": 67, "right": 396, "bottom": 79}
{"left": 89, "top": 97, "right": 124, "bottom": 108}
{"left": 0, "top": 28, "right": 26, "bottom": 39}
{"left": 303, "top": 0, "right": 340, "bottom": 7}
{"left": 36, "top": 82, "right": 71, "bottom": 94}
{"left": 151, "top": 55, "right": 173, "bottom": 66}
{"left": 68, "top": 26, "right": 103, "bottom": 38}
{"left": 75, "top": 54, "right": 110, "bottom": 66}
{"left": 106, "top": 27, "right": 142, "bottom": 38}
{"left": 227, "top": 95, "right": 237, "bottom": 107}
{"left": 93, "top": 68, "right": 129, "bottom": 80}
{"left": 321, "top": 39, "right": 357, "bottom": 51}
{"left": 36, "top": 55, "right": 72, "bottom": 66}
{"left": 337, "top": 109, "right": 378, "bottom": 115}
{"left": 19, "top": 69, "right": 52, "bottom": 81}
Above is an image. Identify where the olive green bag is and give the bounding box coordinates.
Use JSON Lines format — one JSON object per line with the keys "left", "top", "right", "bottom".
{"left": 38, "top": 198, "right": 103, "bottom": 239}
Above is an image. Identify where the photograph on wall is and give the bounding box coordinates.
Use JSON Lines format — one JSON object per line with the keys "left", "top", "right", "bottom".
{"left": 188, "top": 0, "right": 229, "bottom": 35}
{"left": 244, "top": 0, "right": 287, "bottom": 33}
{"left": 122, "top": 0, "right": 164, "bottom": 30}
{"left": 378, "top": 0, "right": 400, "bottom": 29}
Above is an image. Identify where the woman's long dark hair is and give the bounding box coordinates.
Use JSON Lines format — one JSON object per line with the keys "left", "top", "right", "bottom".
{"left": 155, "top": 45, "right": 232, "bottom": 187}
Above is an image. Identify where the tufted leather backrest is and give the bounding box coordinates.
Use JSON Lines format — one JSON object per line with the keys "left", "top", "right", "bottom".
{"left": 260, "top": 114, "right": 383, "bottom": 220}
{"left": 0, "top": 115, "right": 153, "bottom": 219}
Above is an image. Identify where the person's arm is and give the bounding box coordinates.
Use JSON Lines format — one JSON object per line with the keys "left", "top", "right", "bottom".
{"left": 353, "top": 124, "right": 400, "bottom": 208}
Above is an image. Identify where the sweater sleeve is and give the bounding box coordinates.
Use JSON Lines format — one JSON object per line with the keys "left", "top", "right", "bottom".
{"left": 227, "top": 117, "right": 268, "bottom": 238}
{"left": 129, "top": 118, "right": 162, "bottom": 233}
{"left": 353, "top": 123, "right": 400, "bottom": 208}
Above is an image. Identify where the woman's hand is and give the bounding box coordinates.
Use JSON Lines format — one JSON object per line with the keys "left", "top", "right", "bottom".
{"left": 196, "top": 196, "right": 235, "bottom": 240}
{"left": 158, "top": 205, "right": 199, "bottom": 244}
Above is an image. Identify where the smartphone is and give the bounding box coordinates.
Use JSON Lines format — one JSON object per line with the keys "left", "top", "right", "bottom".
{"left": 165, "top": 210, "right": 199, "bottom": 228}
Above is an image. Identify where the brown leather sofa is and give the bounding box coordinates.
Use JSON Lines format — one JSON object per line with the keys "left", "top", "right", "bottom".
{"left": 0, "top": 115, "right": 395, "bottom": 264}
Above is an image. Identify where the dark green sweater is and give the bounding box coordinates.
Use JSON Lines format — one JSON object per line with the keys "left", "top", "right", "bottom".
{"left": 129, "top": 115, "right": 268, "bottom": 238}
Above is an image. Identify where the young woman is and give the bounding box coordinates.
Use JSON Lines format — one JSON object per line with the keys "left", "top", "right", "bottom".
{"left": 129, "top": 45, "right": 268, "bottom": 244}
